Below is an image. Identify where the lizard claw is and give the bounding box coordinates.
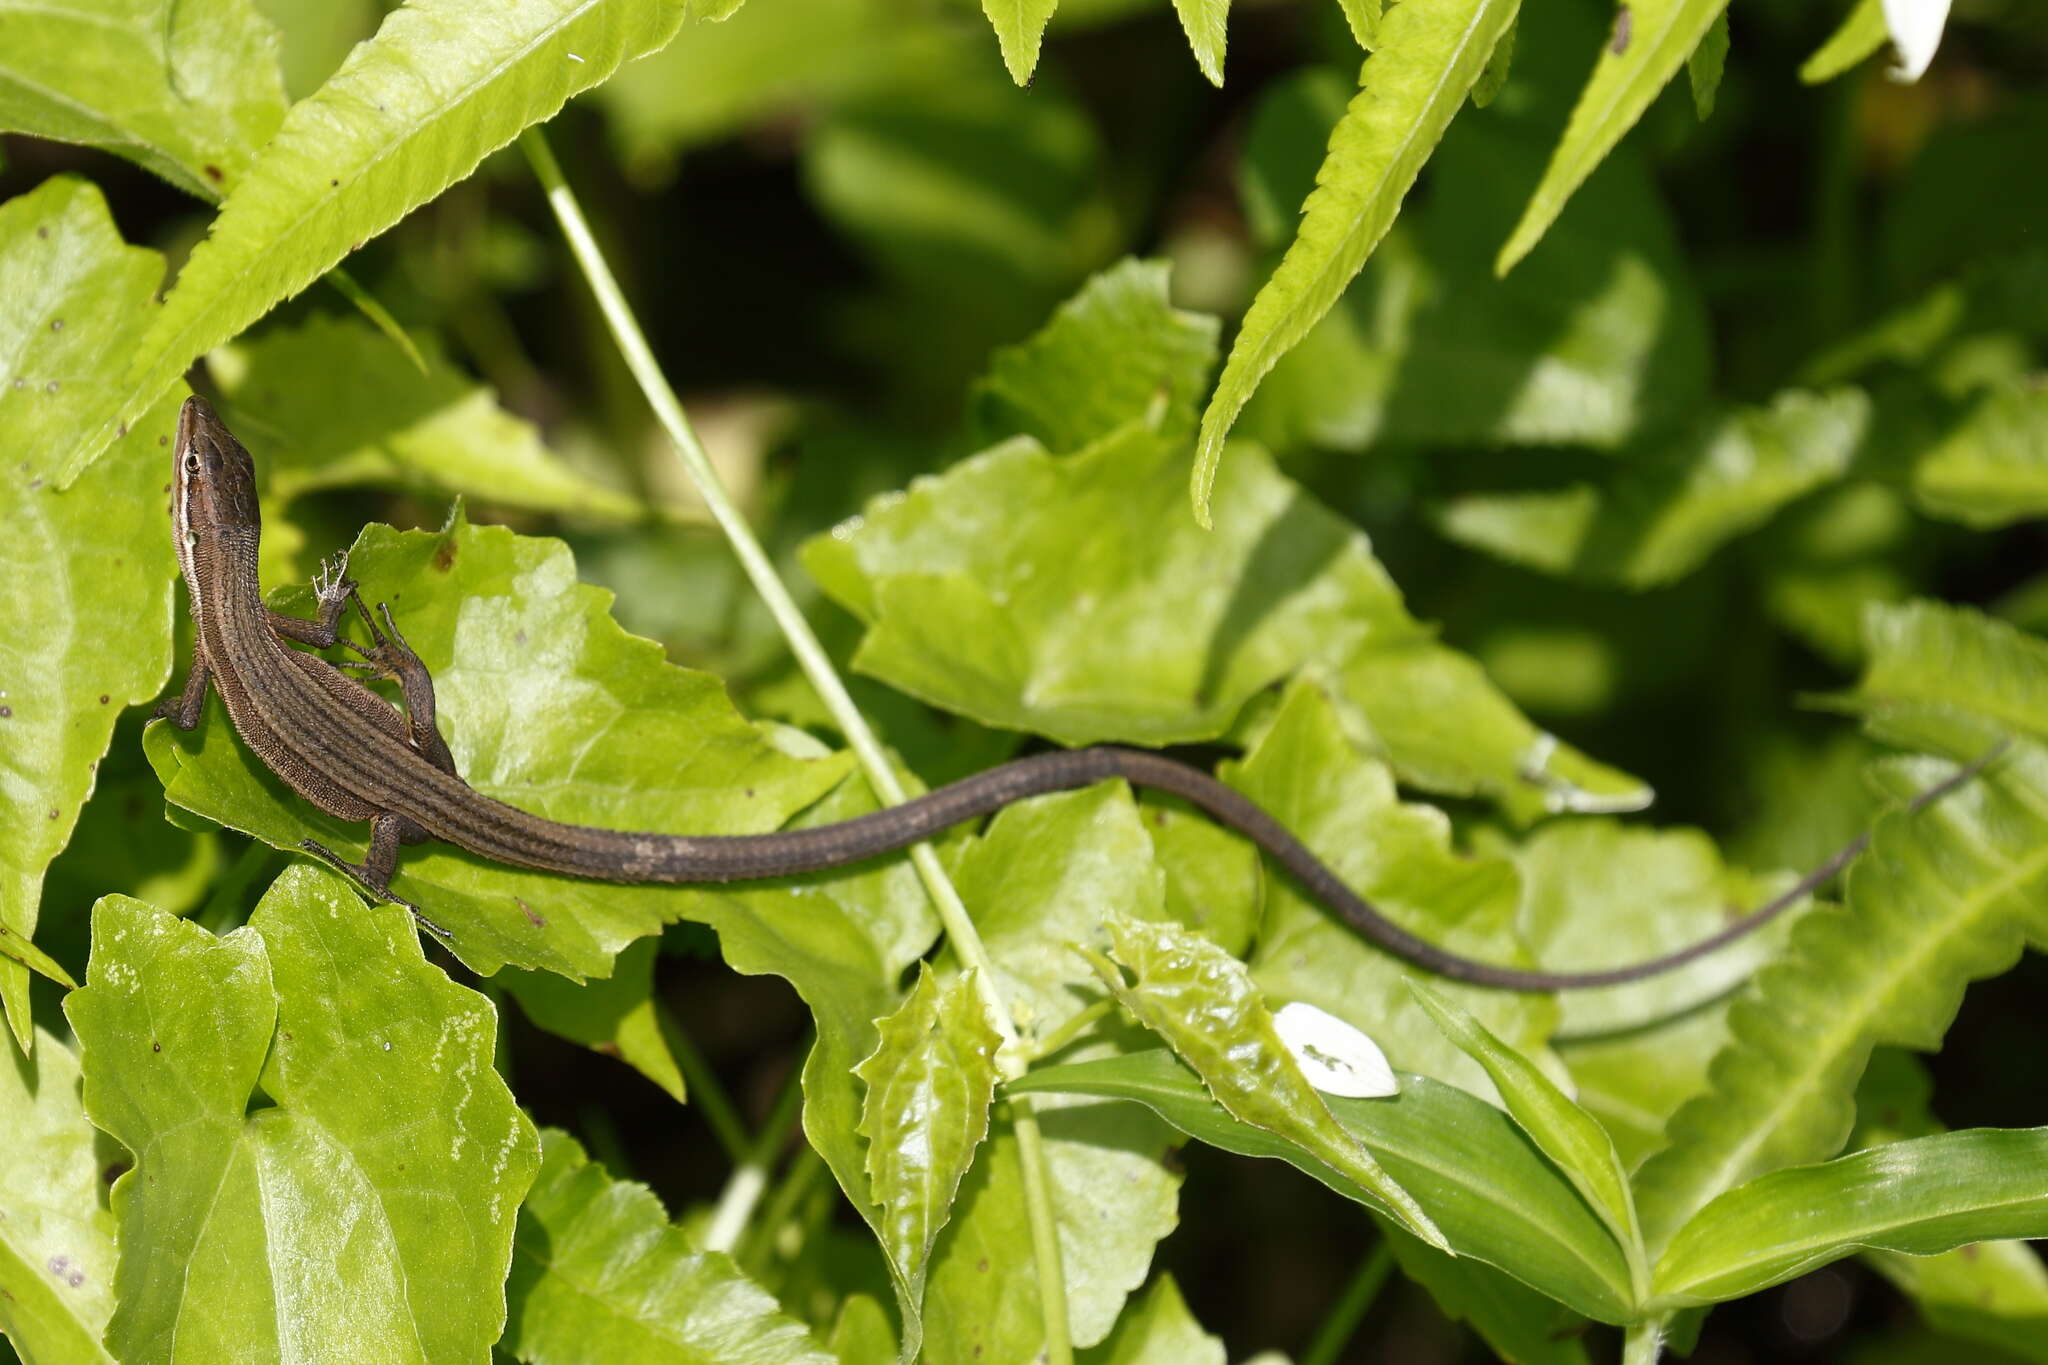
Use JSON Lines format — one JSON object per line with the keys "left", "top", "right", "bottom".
{"left": 312, "top": 552, "right": 356, "bottom": 605}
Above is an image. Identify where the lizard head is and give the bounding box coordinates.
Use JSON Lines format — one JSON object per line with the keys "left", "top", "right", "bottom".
{"left": 172, "top": 396, "right": 262, "bottom": 605}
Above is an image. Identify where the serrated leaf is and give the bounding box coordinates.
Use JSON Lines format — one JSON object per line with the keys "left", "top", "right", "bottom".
{"left": 970, "top": 258, "right": 1218, "bottom": 453}
{"left": 1435, "top": 389, "right": 1867, "bottom": 589}
{"left": 1907, "top": 378, "right": 2048, "bottom": 529}
{"left": 1011, "top": 1049, "right": 1638, "bottom": 1323}
{"left": 1497, "top": 0, "right": 1731, "bottom": 275}
{"left": 1631, "top": 737, "right": 2048, "bottom": 1251}
{"left": 1686, "top": 11, "right": 1727, "bottom": 119}
{"left": 853, "top": 966, "right": 1002, "bottom": 1305}
{"left": 1193, "top": 0, "right": 1521, "bottom": 521}
{"left": 1169, "top": 0, "right": 1228, "bottom": 86}
{"left": 0, "top": 0, "right": 286, "bottom": 200}
{"left": 1844, "top": 600, "right": 2048, "bottom": 743}
{"left": 1229, "top": 682, "right": 1559, "bottom": 1093}
{"left": 1077, "top": 1274, "right": 1224, "bottom": 1365}
{"left": 92, "top": 0, "right": 693, "bottom": 484}
{"left": 980, "top": 0, "right": 1060, "bottom": 85}
{"left": 0, "top": 1028, "right": 116, "bottom": 1365}
{"left": 1410, "top": 982, "right": 1644, "bottom": 1286}
{"left": 1337, "top": 0, "right": 1384, "bottom": 52}
{"left": 1092, "top": 914, "right": 1443, "bottom": 1248}
{"left": 0, "top": 272, "right": 179, "bottom": 1051}
{"left": 1803, "top": 0, "right": 1890, "bottom": 82}
{"left": 1, "top": 177, "right": 165, "bottom": 488}
{"left": 64, "top": 874, "right": 539, "bottom": 1364}
{"left": 1470, "top": 16, "right": 1515, "bottom": 105}
{"left": 504, "top": 1128, "right": 834, "bottom": 1365}
{"left": 144, "top": 512, "right": 853, "bottom": 980}
{"left": 210, "top": 314, "right": 641, "bottom": 518}
{"left": 498, "top": 938, "right": 686, "bottom": 1102}
{"left": 1652, "top": 1127, "right": 2048, "bottom": 1307}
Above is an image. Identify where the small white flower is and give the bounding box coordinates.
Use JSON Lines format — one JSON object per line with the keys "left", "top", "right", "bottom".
{"left": 1274, "top": 1002, "right": 1398, "bottom": 1098}
{"left": 1883, "top": 0, "right": 1951, "bottom": 82}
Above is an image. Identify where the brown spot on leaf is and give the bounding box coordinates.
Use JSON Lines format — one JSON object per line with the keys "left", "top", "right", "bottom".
{"left": 594, "top": 1041, "right": 621, "bottom": 1058}
{"left": 516, "top": 897, "right": 546, "bottom": 927}
{"left": 98, "top": 694, "right": 108, "bottom": 704}
{"left": 50, "top": 318, "right": 62, "bottom": 332}
{"left": 151, "top": 1042, "right": 161, "bottom": 1052}
{"left": 433, "top": 537, "right": 458, "bottom": 572}
{"left": 203, "top": 164, "right": 224, "bottom": 183}
{"left": 1611, "top": 5, "right": 1631, "bottom": 53}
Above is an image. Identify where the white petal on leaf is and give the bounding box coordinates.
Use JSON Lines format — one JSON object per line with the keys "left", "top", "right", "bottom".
{"left": 1273, "top": 1001, "right": 1399, "bottom": 1098}
{"left": 1882, "top": 0, "right": 1951, "bottom": 81}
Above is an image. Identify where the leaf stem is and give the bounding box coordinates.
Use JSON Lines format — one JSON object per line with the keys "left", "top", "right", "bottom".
{"left": 1622, "top": 1318, "right": 1665, "bottom": 1365}
{"left": 1300, "top": 1241, "right": 1393, "bottom": 1365}
{"left": 520, "top": 125, "right": 1072, "bottom": 1360}
{"left": 661, "top": 1003, "right": 751, "bottom": 1165}
{"left": 705, "top": 1047, "right": 809, "bottom": 1253}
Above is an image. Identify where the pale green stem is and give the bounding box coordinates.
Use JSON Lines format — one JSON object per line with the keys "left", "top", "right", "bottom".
{"left": 520, "top": 125, "right": 1071, "bottom": 1359}
{"left": 1622, "top": 1318, "right": 1666, "bottom": 1365}
{"left": 705, "top": 1061, "right": 806, "bottom": 1254}
{"left": 1300, "top": 1241, "right": 1393, "bottom": 1365}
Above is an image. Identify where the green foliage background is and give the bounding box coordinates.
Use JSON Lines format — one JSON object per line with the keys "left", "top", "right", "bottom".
{"left": 2, "top": 0, "right": 2045, "bottom": 1362}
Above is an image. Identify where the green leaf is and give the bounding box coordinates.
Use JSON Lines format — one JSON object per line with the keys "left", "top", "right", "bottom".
{"left": 1907, "top": 378, "right": 2048, "bottom": 529}
{"left": 1091, "top": 914, "right": 1444, "bottom": 1249}
{"left": 1410, "top": 983, "right": 1644, "bottom": 1283}
{"left": 1169, "top": 0, "right": 1228, "bottom": 86}
{"left": 1652, "top": 1128, "right": 2048, "bottom": 1307}
{"left": 0, "top": 177, "right": 165, "bottom": 488}
{"left": 1229, "top": 682, "right": 1559, "bottom": 1093}
{"left": 828, "top": 1295, "right": 897, "bottom": 1365}
{"left": 0, "top": 299, "right": 179, "bottom": 1050}
{"left": 144, "top": 512, "right": 854, "bottom": 980}
{"left": 1844, "top": 600, "right": 2048, "bottom": 744}
{"left": 1377, "top": 1224, "right": 1593, "bottom": 1365}
{"left": 0, "top": 0, "right": 287, "bottom": 199}
{"left": 1801, "top": 0, "right": 1890, "bottom": 83}
{"left": 64, "top": 874, "right": 539, "bottom": 1364}
{"left": 1685, "top": 11, "right": 1728, "bottom": 119}
{"left": 1011, "top": 1049, "right": 1638, "bottom": 1323}
{"left": 854, "top": 966, "right": 1002, "bottom": 1306}
{"left": 970, "top": 258, "right": 1218, "bottom": 454}
{"left": 980, "top": 0, "right": 1060, "bottom": 85}
{"left": 1434, "top": 389, "right": 1867, "bottom": 588}
{"left": 1497, "top": 0, "right": 1731, "bottom": 275}
{"left": 0, "top": 1028, "right": 116, "bottom": 1365}
{"left": 97, "top": 0, "right": 693, "bottom": 484}
{"left": 1336, "top": 0, "right": 1384, "bottom": 52}
{"left": 1631, "top": 737, "right": 2048, "bottom": 1251}
{"left": 1193, "top": 0, "right": 1520, "bottom": 522}
{"left": 505, "top": 1128, "right": 834, "bottom": 1364}
{"left": 1469, "top": 16, "right": 1515, "bottom": 105}
{"left": 210, "top": 314, "right": 641, "bottom": 518}
{"left": 498, "top": 938, "right": 687, "bottom": 1102}
{"left": 1077, "top": 1275, "right": 1224, "bottom": 1365}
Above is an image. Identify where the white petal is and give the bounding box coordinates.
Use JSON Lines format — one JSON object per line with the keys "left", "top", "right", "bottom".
{"left": 1882, "top": 0, "right": 1952, "bottom": 82}
{"left": 1273, "top": 1001, "right": 1398, "bottom": 1098}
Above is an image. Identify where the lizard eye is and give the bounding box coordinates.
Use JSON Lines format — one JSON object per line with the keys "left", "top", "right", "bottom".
{"left": 184, "top": 453, "right": 201, "bottom": 474}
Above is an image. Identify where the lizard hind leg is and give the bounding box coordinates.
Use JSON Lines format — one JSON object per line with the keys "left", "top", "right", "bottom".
{"left": 300, "top": 811, "right": 453, "bottom": 942}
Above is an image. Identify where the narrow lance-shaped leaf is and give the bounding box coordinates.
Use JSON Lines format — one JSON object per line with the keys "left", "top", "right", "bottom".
{"left": 854, "top": 966, "right": 1003, "bottom": 1306}
{"left": 979, "top": 0, "right": 1059, "bottom": 86}
{"left": 1192, "top": 0, "right": 1520, "bottom": 524}
{"left": 1802, "top": 0, "right": 1890, "bottom": 83}
{"left": 1652, "top": 1127, "right": 2048, "bottom": 1307}
{"left": 1497, "top": 0, "right": 1731, "bottom": 275}
{"left": 1171, "top": 0, "right": 1229, "bottom": 87}
{"left": 87, "top": 0, "right": 693, "bottom": 484}
{"left": 1089, "top": 914, "right": 1446, "bottom": 1250}
{"left": 504, "top": 1129, "right": 834, "bottom": 1365}
{"left": 1687, "top": 11, "right": 1729, "bottom": 120}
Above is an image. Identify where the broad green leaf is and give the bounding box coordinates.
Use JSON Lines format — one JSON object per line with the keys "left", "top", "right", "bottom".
{"left": 1230, "top": 682, "right": 1559, "bottom": 1095}
{"left": 1434, "top": 390, "right": 1867, "bottom": 588}
{"left": 1497, "top": 0, "right": 1731, "bottom": 274}
{"left": 0, "top": 0, "right": 286, "bottom": 200}
{"left": 1, "top": 177, "right": 165, "bottom": 488}
{"left": 1236, "top": 17, "right": 1710, "bottom": 457}
{"left": 1908, "top": 378, "right": 2048, "bottom": 529}
{"left": 1376, "top": 1223, "right": 1592, "bottom": 1365}
{"left": 828, "top": 1295, "right": 897, "bottom": 1365}
{"left": 98, "top": 0, "right": 693, "bottom": 484}
{"left": 1169, "top": 0, "right": 1228, "bottom": 86}
{"left": 980, "top": 0, "right": 1060, "bottom": 84}
{"left": 853, "top": 967, "right": 1002, "bottom": 1306}
{"left": 65, "top": 875, "right": 539, "bottom": 1364}
{"left": 1410, "top": 983, "right": 1643, "bottom": 1284}
{"left": 505, "top": 1128, "right": 834, "bottom": 1365}
{"left": 1631, "top": 737, "right": 2048, "bottom": 1251}
{"left": 1011, "top": 1049, "right": 1637, "bottom": 1323}
{"left": 1092, "top": 914, "right": 1444, "bottom": 1249}
{"left": 1852, "top": 1050, "right": 2048, "bottom": 1359}
{"left": 590, "top": 0, "right": 972, "bottom": 183}
{"left": 1652, "top": 1128, "right": 2048, "bottom": 1307}
{"left": 1193, "top": 0, "right": 1521, "bottom": 522}
{"left": 1802, "top": 0, "right": 1890, "bottom": 83}
{"left": 970, "top": 258, "right": 1218, "bottom": 454}
{"left": 1845, "top": 600, "right": 2048, "bottom": 743}
{"left": 0, "top": 1028, "right": 116, "bottom": 1365}
{"left": 1685, "top": 11, "right": 1728, "bottom": 119}
{"left": 210, "top": 314, "right": 641, "bottom": 519}
{"left": 144, "top": 512, "right": 853, "bottom": 980}
{"left": 1076, "top": 1275, "right": 1224, "bottom": 1365}
{"left": 0, "top": 299, "right": 179, "bottom": 1051}
{"left": 499, "top": 938, "right": 687, "bottom": 1102}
